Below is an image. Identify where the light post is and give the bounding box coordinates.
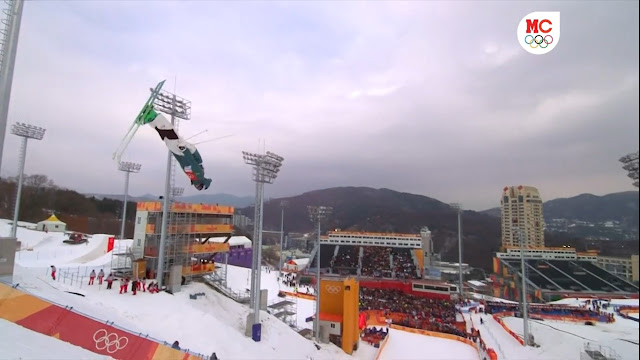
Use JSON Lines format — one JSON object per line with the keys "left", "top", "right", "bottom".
{"left": 514, "top": 223, "right": 531, "bottom": 346}
{"left": 243, "top": 150, "right": 284, "bottom": 341}
{"left": 10, "top": 122, "right": 45, "bottom": 238}
{"left": 0, "top": 0, "right": 25, "bottom": 174}
{"left": 451, "top": 203, "right": 464, "bottom": 298}
{"left": 279, "top": 200, "right": 288, "bottom": 273}
{"left": 153, "top": 87, "right": 191, "bottom": 288}
{"left": 308, "top": 205, "right": 332, "bottom": 342}
{"left": 118, "top": 162, "right": 141, "bottom": 241}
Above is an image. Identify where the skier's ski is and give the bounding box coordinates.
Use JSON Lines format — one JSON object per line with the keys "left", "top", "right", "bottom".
{"left": 112, "top": 80, "right": 166, "bottom": 164}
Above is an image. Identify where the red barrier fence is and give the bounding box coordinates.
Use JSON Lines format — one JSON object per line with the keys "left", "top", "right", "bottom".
{"left": 0, "top": 282, "right": 203, "bottom": 360}
{"left": 492, "top": 313, "right": 525, "bottom": 346}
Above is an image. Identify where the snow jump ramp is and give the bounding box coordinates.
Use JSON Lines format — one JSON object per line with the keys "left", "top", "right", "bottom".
{"left": 0, "top": 282, "right": 203, "bottom": 360}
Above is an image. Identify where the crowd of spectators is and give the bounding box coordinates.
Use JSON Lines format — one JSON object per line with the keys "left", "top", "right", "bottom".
{"left": 485, "top": 301, "right": 613, "bottom": 322}
{"left": 361, "top": 326, "right": 388, "bottom": 346}
{"left": 361, "top": 247, "right": 392, "bottom": 278}
{"left": 331, "top": 246, "right": 360, "bottom": 269}
{"left": 391, "top": 248, "right": 420, "bottom": 280}
{"left": 359, "top": 288, "right": 464, "bottom": 338}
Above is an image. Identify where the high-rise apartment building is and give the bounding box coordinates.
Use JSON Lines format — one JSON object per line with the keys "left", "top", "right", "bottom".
{"left": 501, "top": 185, "right": 544, "bottom": 248}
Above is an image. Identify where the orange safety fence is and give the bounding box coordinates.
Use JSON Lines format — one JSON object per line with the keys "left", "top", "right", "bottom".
{"left": 389, "top": 324, "right": 479, "bottom": 351}
{"left": 375, "top": 331, "right": 390, "bottom": 360}
{"left": 467, "top": 311, "right": 499, "bottom": 360}
{"left": 492, "top": 313, "right": 525, "bottom": 346}
{"left": 279, "top": 290, "right": 316, "bottom": 301}
{"left": 0, "top": 283, "right": 204, "bottom": 360}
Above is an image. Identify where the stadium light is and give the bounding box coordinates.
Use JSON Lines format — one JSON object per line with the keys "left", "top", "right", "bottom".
{"left": 243, "top": 150, "right": 285, "bottom": 341}
{"left": 278, "top": 200, "right": 289, "bottom": 274}
{"left": 9, "top": 122, "right": 45, "bottom": 238}
{"left": 450, "top": 203, "right": 464, "bottom": 299}
{"left": 0, "top": 0, "right": 25, "bottom": 181}
{"left": 308, "top": 205, "right": 332, "bottom": 342}
{"left": 152, "top": 87, "right": 191, "bottom": 289}
{"left": 118, "top": 161, "right": 141, "bottom": 241}
{"left": 619, "top": 151, "right": 639, "bottom": 188}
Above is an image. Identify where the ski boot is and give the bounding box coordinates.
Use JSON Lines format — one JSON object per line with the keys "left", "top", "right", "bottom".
{"left": 136, "top": 104, "right": 159, "bottom": 125}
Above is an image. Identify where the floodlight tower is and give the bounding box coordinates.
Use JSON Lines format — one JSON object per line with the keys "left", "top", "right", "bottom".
{"left": 242, "top": 150, "right": 284, "bottom": 341}
{"left": 308, "top": 205, "right": 332, "bottom": 341}
{"left": 118, "top": 162, "right": 141, "bottom": 241}
{"left": 451, "top": 203, "right": 464, "bottom": 298}
{"left": 0, "top": 0, "right": 25, "bottom": 175}
{"left": 152, "top": 87, "right": 191, "bottom": 288}
{"left": 9, "top": 122, "right": 45, "bottom": 238}
{"left": 278, "top": 200, "right": 289, "bottom": 273}
{"left": 619, "top": 151, "right": 639, "bottom": 188}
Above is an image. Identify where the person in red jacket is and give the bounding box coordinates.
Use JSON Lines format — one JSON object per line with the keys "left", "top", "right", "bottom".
{"left": 50, "top": 265, "right": 56, "bottom": 280}
{"left": 97, "top": 269, "right": 105, "bottom": 285}
{"left": 119, "top": 278, "right": 126, "bottom": 294}
{"left": 106, "top": 273, "right": 114, "bottom": 289}
{"left": 89, "top": 270, "right": 96, "bottom": 285}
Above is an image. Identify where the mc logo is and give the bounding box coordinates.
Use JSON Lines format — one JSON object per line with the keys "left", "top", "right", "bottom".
{"left": 517, "top": 12, "right": 560, "bottom": 55}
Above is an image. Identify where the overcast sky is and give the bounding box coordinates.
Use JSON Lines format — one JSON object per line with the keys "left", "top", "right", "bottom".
{"left": 1, "top": 1, "right": 638, "bottom": 210}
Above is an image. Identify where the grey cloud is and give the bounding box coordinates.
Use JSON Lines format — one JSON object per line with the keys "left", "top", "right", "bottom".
{"left": 2, "top": 1, "right": 638, "bottom": 211}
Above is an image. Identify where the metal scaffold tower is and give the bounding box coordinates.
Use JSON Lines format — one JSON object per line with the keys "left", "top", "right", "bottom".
{"left": 153, "top": 87, "right": 191, "bottom": 288}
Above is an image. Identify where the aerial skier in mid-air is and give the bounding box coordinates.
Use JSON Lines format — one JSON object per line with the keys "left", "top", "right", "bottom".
{"left": 113, "top": 80, "right": 212, "bottom": 191}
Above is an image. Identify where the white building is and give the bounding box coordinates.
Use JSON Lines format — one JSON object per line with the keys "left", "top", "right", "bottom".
{"left": 36, "top": 214, "right": 66, "bottom": 233}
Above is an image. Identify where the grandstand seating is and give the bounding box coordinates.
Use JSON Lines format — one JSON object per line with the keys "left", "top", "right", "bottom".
{"left": 547, "top": 261, "right": 612, "bottom": 292}
{"left": 331, "top": 245, "right": 360, "bottom": 274}
{"left": 500, "top": 258, "right": 639, "bottom": 294}
{"left": 361, "top": 246, "right": 392, "bottom": 277}
{"left": 577, "top": 261, "right": 639, "bottom": 293}
{"left": 392, "top": 247, "right": 420, "bottom": 280}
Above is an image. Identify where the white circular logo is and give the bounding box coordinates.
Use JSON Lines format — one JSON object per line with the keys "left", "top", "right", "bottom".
{"left": 93, "top": 329, "right": 129, "bottom": 354}
{"left": 325, "top": 285, "right": 341, "bottom": 294}
{"left": 517, "top": 11, "right": 561, "bottom": 55}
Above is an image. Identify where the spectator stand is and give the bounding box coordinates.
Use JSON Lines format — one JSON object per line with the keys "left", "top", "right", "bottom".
{"left": 484, "top": 301, "right": 614, "bottom": 323}
{"left": 615, "top": 305, "right": 639, "bottom": 323}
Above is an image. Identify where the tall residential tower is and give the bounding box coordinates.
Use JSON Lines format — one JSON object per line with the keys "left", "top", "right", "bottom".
{"left": 501, "top": 185, "right": 544, "bottom": 248}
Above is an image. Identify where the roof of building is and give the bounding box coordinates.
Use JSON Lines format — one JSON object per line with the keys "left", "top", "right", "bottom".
{"left": 39, "top": 214, "right": 65, "bottom": 224}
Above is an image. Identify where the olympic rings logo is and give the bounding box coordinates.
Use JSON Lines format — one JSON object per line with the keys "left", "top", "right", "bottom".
{"left": 93, "top": 329, "right": 129, "bottom": 354}
{"left": 325, "top": 285, "right": 341, "bottom": 294}
{"left": 524, "top": 34, "right": 553, "bottom": 49}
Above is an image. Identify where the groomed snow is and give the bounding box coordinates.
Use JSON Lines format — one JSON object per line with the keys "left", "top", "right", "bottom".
{"left": 378, "top": 328, "right": 478, "bottom": 360}
{"left": 501, "top": 316, "right": 639, "bottom": 360}
{"left": 225, "top": 264, "right": 318, "bottom": 329}
{"left": 0, "top": 319, "right": 112, "bottom": 359}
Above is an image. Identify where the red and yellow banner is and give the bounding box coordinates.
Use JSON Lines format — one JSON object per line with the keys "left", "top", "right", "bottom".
{"left": 145, "top": 224, "right": 233, "bottom": 235}
{"left": 0, "top": 283, "right": 201, "bottom": 360}
{"left": 137, "top": 201, "right": 234, "bottom": 215}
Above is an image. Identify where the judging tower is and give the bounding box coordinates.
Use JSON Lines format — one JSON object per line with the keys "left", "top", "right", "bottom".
{"left": 131, "top": 201, "right": 234, "bottom": 292}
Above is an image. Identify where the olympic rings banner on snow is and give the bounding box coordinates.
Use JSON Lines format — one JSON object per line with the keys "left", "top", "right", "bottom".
{"left": 517, "top": 11, "right": 560, "bottom": 55}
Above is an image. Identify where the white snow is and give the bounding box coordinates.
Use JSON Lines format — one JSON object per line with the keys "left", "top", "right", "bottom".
{"left": 378, "top": 328, "right": 478, "bottom": 360}
{"left": 502, "top": 316, "right": 639, "bottom": 360}
{"left": 225, "top": 264, "right": 318, "bottom": 329}
{"left": 0, "top": 319, "right": 112, "bottom": 359}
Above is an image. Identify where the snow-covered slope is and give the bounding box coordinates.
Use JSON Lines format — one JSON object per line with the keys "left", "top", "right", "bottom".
{"left": 378, "top": 328, "right": 478, "bottom": 360}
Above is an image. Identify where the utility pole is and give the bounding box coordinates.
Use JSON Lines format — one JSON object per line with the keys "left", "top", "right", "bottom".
{"left": 516, "top": 224, "right": 530, "bottom": 346}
